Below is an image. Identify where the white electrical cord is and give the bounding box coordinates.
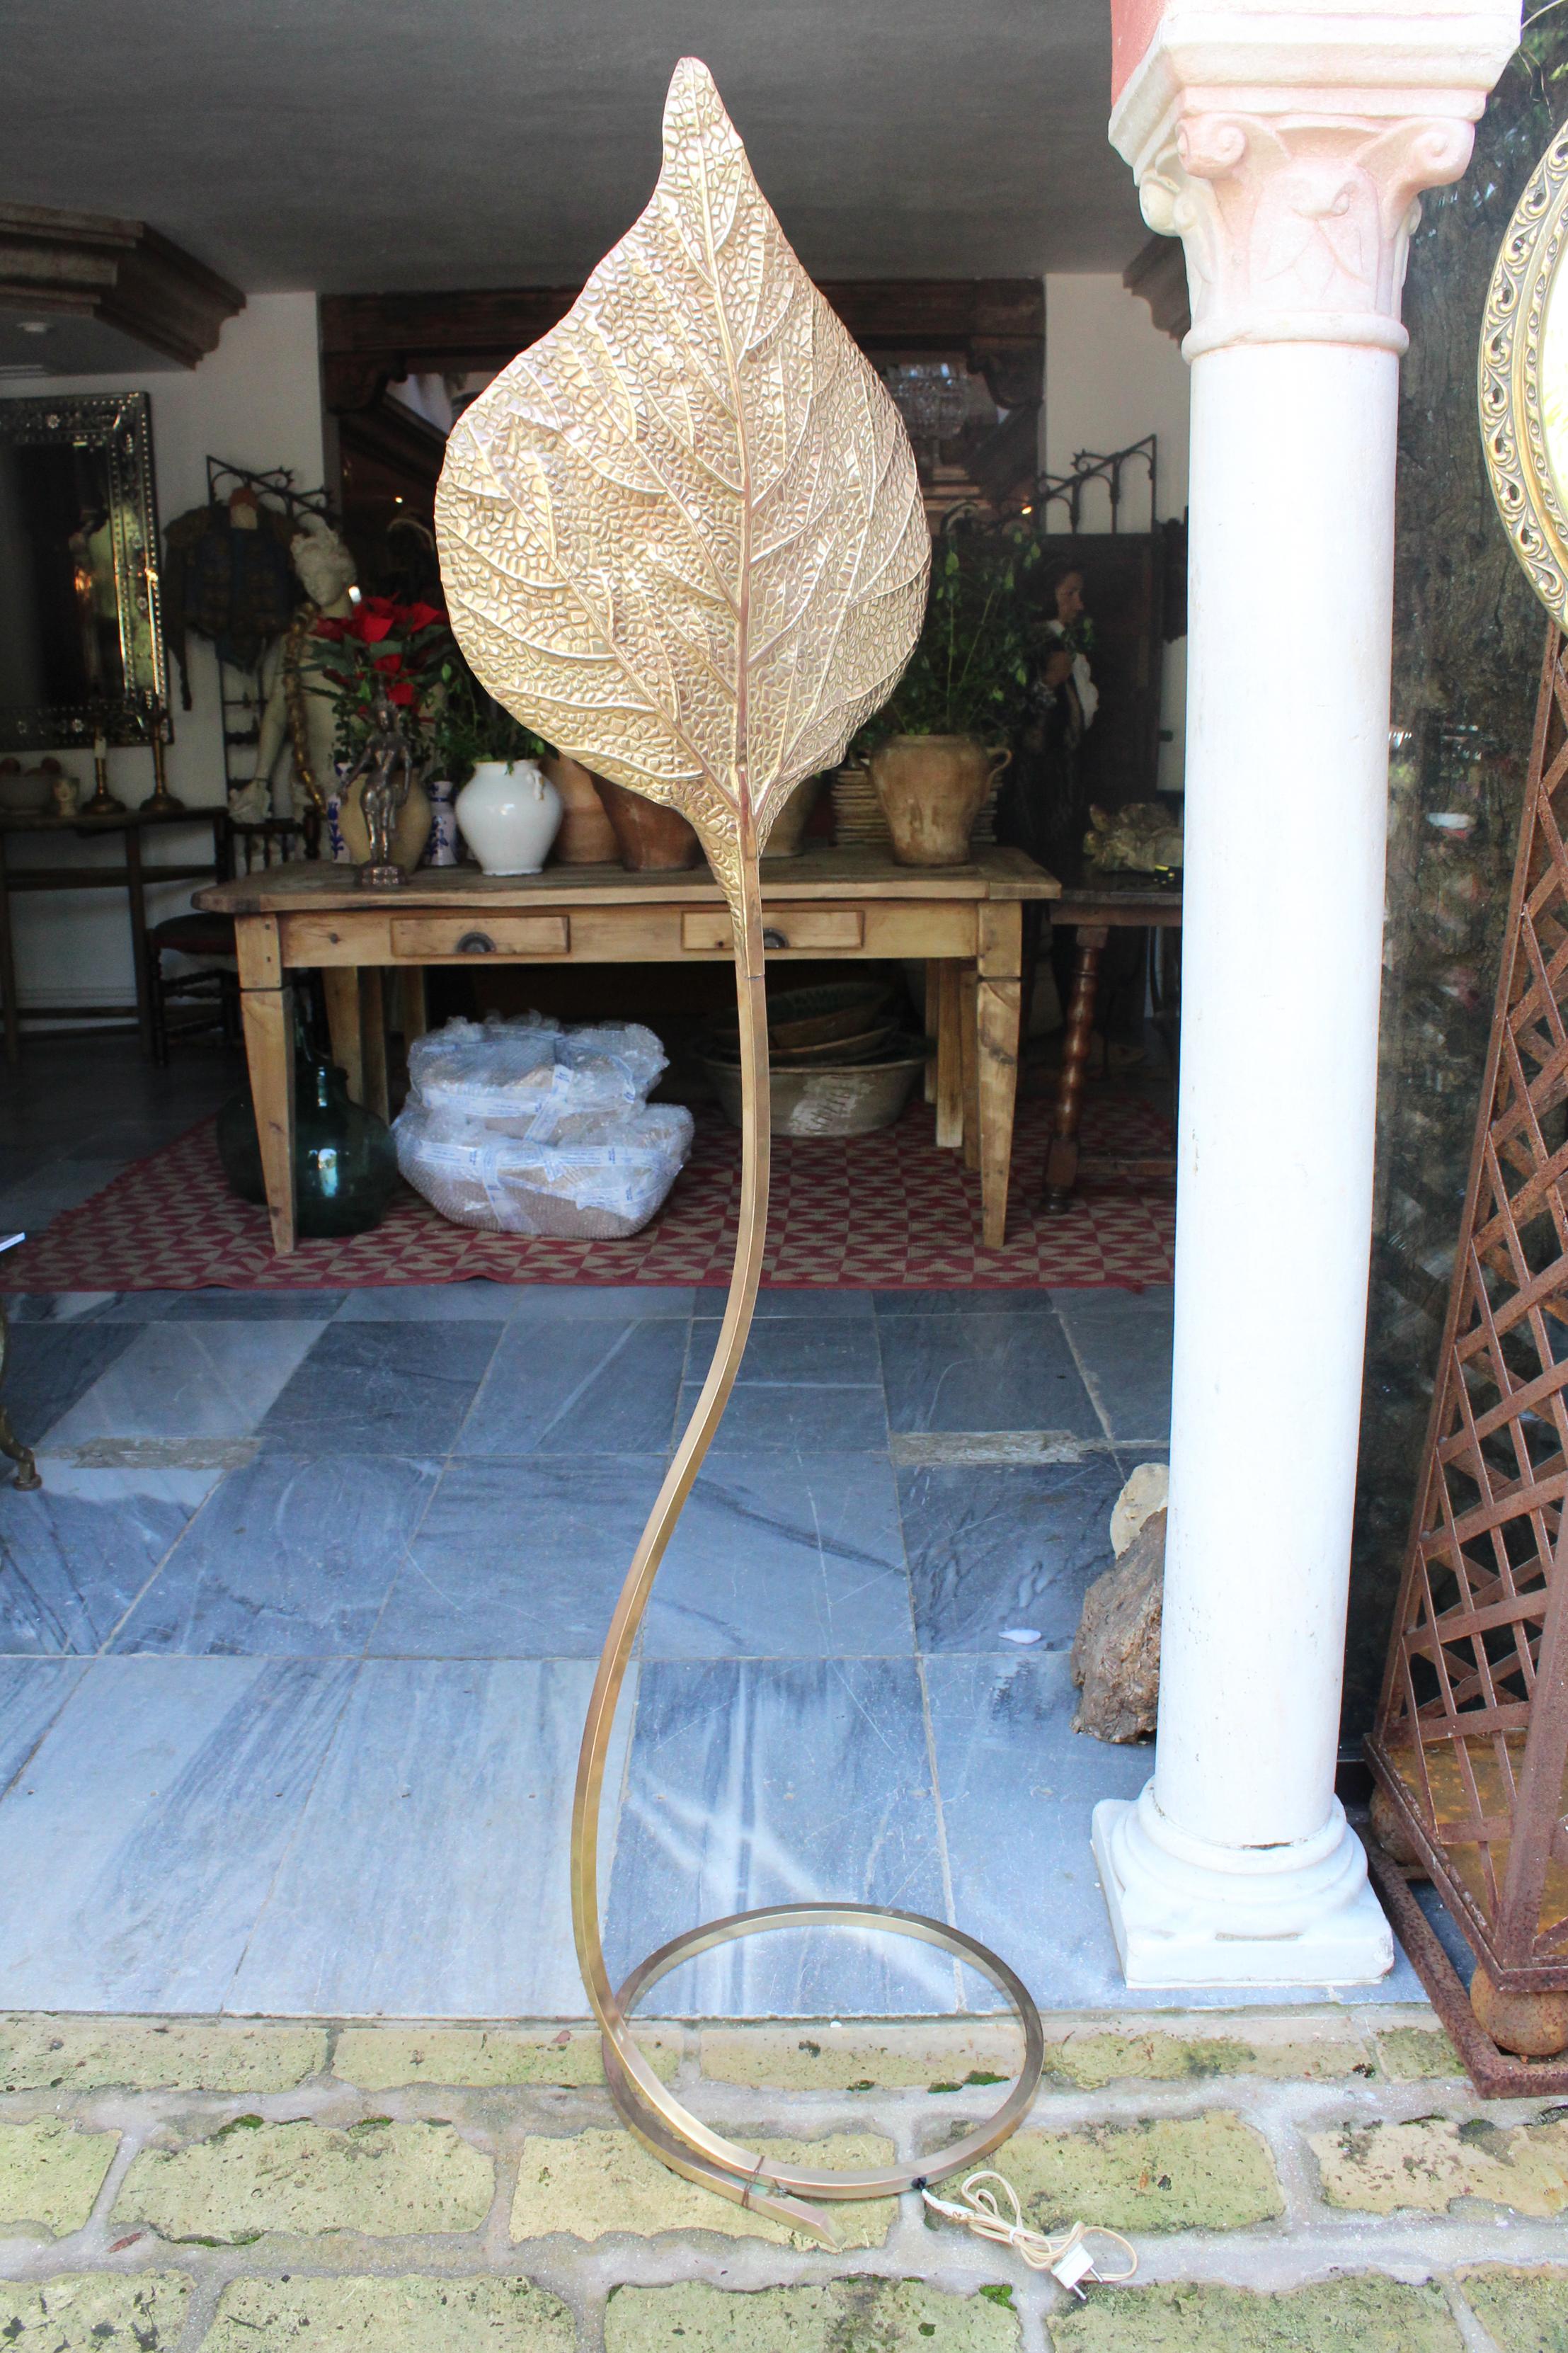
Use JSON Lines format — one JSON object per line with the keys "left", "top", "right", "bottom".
{"left": 920, "top": 2170, "right": 1138, "bottom": 2298}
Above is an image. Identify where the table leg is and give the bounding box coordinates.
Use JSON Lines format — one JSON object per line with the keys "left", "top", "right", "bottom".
{"left": 322, "top": 967, "right": 364, "bottom": 1103}
{"left": 935, "top": 961, "right": 963, "bottom": 1149}
{"left": 241, "top": 981, "right": 296, "bottom": 1254}
{"left": 1044, "top": 923, "right": 1107, "bottom": 1214}
{"left": 960, "top": 970, "right": 980, "bottom": 1173}
{"left": 399, "top": 966, "right": 428, "bottom": 1046}
{"left": 125, "top": 824, "right": 156, "bottom": 1061}
{"left": 0, "top": 835, "right": 18, "bottom": 1068}
{"left": 359, "top": 968, "right": 390, "bottom": 1123}
{"left": 978, "top": 976, "right": 1022, "bottom": 1250}
{"left": 923, "top": 962, "right": 938, "bottom": 1104}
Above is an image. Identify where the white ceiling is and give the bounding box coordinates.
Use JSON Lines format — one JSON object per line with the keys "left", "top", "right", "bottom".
{"left": 2, "top": 0, "right": 1140, "bottom": 293}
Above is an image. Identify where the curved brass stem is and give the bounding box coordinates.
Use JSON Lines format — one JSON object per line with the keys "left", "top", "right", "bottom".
{"left": 570, "top": 849, "right": 1043, "bottom": 2247}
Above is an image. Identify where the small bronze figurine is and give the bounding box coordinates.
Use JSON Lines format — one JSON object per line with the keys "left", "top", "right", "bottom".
{"left": 339, "top": 690, "right": 421, "bottom": 887}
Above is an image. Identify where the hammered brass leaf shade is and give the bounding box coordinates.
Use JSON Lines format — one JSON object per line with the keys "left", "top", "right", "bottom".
{"left": 433, "top": 56, "right": 929, "bottom": 893}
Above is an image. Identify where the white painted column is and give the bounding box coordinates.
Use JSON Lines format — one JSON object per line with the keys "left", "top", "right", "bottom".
{"left": 1091, "top": 0, "right": 1519, "bottom": 1985}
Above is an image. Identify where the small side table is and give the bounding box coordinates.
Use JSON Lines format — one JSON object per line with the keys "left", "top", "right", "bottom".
{"left": 1044, "top": 879, "right": 1184, "bottom": 1212}
{"left": 0, "top": 1234, "right": 40, "bottom": 1491}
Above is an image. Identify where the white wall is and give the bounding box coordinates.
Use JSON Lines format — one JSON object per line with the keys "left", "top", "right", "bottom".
{"left": 1, "top": 293, "right": 326, "bottom": 1011}
{"left": 1044, "top": 273, "right": 1190, "bottom": 794}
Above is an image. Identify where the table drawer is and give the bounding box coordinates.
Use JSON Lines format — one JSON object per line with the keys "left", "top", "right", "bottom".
{"left": 389, "top": 914, "right": 570, "bottom": 959}
{"left": 681, "top": 906, "right": 865, "bottom": 953}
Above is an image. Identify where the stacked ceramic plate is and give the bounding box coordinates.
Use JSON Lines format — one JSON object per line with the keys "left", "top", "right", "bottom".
{"left": 829, "top": 763, "right": 892, "bottom": 849}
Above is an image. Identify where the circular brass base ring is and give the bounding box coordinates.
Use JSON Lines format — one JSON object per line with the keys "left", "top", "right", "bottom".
{"left": 597, "top": 1900, "right": 1046, "bottom": 2247}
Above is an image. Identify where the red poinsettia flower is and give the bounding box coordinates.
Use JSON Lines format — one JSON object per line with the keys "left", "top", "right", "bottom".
{"left": 373, "top": 653, "right": 405, "bottom": 677}
{"left": 311, "top": 615, "right": 348, "bottom": 643}
{"left": 404, "top": 602, "right": 446, "bottom": 632}
{"left": 387, "top": 681, "right": 416, "bottom": 707}
{"left": 355, "top": 610, "right": 395, "bottom": 645}
{"left": 360, "top": 596, "right": 399, "bottom": 619}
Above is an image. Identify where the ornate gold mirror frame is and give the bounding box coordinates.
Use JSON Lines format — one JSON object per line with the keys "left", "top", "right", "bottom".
{"left": 435, "top": 59, "right": 1045, "bottom": 2243}
{"left": 1482, "top": 119, "right": 1568, "bottom": 626}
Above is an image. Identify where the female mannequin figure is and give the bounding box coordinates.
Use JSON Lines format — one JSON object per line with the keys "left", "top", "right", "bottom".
{"left": 251, "top": 519, "right": 359, "bottom": 819}
{"left": 996, "top": 562, "right": 1098, "bottom": 883}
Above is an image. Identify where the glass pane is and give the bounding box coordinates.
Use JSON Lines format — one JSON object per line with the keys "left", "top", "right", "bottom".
{"left": 0, "top": 438, "right": 124, "bottom": 712}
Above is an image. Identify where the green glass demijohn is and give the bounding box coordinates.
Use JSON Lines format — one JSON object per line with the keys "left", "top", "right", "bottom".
{"left": 217, "top": 1054, "right": 399, "bottom": 1238}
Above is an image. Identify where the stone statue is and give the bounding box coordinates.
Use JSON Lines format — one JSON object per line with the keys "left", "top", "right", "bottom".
{"left": 252, "top": 519, "right": 358, "bottom": 817}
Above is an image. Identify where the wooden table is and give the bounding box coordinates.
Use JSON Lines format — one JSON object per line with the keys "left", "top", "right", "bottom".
{"left": 1043, "top": 879, "right": 1184, "bottom": 1212}
{"left": 0, "top": 806, "right": 220, "bottom": 1064}
{"left": 196, "top": 845, "right": 1060, "bottom": 1256}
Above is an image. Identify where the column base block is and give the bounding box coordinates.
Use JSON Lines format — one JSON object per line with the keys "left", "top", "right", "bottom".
{"left": 1092, "top": 1782, "right": 1395, "bottom": 1990}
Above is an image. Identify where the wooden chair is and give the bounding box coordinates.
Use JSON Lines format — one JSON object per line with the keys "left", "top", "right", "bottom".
{"left": 147, "top": 813, "right": 316, "bottom": 1063}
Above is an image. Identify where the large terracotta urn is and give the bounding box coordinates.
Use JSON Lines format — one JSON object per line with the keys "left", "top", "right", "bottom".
{"left": 544, "top": 752, "right": 619, "bottom": 864}
{"left": 593, "top": 774, "right": 703, "bottom": 871}
{"left": 869, "top": 735, "right": 1011, "bottom": 867}
{"left": 760, "top": 770, "right": 826, "bottom": 859}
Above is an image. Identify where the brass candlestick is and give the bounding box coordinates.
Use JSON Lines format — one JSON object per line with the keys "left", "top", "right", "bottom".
{"left": 435, "top": 58, "right": 1043, "bottom": 2246}
{"left": 139, "top": 697, "right": 184, "bottom": 814}
{"left": 82, "top": 731, "right": 125, "bottom": 817}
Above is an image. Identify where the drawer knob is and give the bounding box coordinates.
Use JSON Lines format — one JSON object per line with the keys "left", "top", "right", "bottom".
{"left": 762, "top": 927, "right": 788, "bottom": 950}
{"left": 455, "top": 930, "right": 496, "bottom": 955}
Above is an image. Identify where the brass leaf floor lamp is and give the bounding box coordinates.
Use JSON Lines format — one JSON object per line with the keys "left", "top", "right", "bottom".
{"left": 433, "top": 58, "right": 1045, "bottom": 2243}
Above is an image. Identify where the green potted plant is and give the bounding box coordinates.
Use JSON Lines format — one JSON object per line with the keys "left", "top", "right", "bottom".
{"left": 862, "top": 526, "right": 1038, "bottom": 865}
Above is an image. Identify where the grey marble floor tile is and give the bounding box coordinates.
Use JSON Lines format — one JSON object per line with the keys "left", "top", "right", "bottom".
{"left": 229, "top": 1657, "right": 627, "bottom": 2017}
{"left": 686, "top": 1316, "right": 882, "bottom": 1387}
{"left": 260, "top": 1321, "right": 503, "bottom": 1457}
{"left": 337, "top": 1282, "right": 696, "bottom": 1323}
{"left": 112, "top": 1452, "right": 440, "bottom": 1658}
{"left": 457, "top": 1316, "right": 685, "bottom": 1457}
{"left": 675, "top": 1379, "right": 889, "bottom": 1457}
{"left": 374, "top": 1455, "right": 665, "bottom": 1658}
{"left": 0, "top": 1159, "right": 126, "bottom": 1231}
{"left": 923, "top": 1653, "right": 1152, "bottom": 2011}
{"left": 45, "top": 1321, "right": 324, "bottom": 1447}
{"left": 880, "top": 1310, "right": 1099, "bottom": 1438}
{"left": 646, "top": 1456, "right": 913, "bottom": 1659}
{"left": 607, "top": 1658, "right": 954, "bottom": 2015}
{"left": 3, "top": 1294, "right": 120, "bottom": 1325}
{"left": 0, "top": 1655, "right": 356, "bottom": 2010}
{"left": 898, "top": 1457, "right": 1126, "bottom": 1653}
{"left": 874, "top": 1289, "right": 1051, "bottom": 1317}
{"left": 0, "top": 1657, "right": 88, "bottom": 1794}
{"left": 161, "top": 1289, "right": 347, "bottom": 1321}
{"left": 924, "top": 1655, "right": 1424, "bottom": 2012}
{"left": 696, "top": 1287, "right": 875, "bottom": 1321}
{"left": 0, "top": 1463, "right": 220, "bottom": 1656}
{"left": 2, "top": 1321, "right": 140, "bottom": 1445}
{"left": 1051, "top": 1285, "right": 1174, "bottom": 1441}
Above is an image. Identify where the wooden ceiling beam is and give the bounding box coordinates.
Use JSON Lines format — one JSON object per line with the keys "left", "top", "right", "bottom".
{"left": 0, "top": 202, "right": 244, "bottom": 368}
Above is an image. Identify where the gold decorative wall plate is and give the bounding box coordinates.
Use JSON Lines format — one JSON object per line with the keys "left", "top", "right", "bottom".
{"left": 1481, "top": 120, "right": 1568, "bottom": 625}
{"left": 435, "top": 58, "right": 1044, "bottom": 2245}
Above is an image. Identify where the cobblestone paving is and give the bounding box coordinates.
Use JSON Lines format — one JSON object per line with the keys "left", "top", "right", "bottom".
{"left": 2, "top": 2008, "right": 1567, "bottom": 2349}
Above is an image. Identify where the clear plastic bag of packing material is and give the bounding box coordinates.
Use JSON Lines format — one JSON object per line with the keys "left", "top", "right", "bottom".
{"left": 394, "top": 1013, "right": 693, "bottom": 1238}
{"left": 406, "top": 1013, "right": 668, "bottom": 1141}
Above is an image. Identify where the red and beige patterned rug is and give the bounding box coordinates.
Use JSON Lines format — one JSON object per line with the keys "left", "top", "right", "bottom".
{"left": 0, "top": 1095, "right": 1176, "bottom": 1293}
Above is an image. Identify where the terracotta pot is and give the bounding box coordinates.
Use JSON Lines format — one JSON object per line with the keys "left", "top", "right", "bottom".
{"left": 336, "top": 772, "right": 433, "bottom": 874}
{"left": 760, "top": 771, "right": 826, "bottom": 859}
{"left": 544, "top": 752, "right": 619, "bottom": 864}
{"left": 869, "top": 734, "right": 1011, "bottom": 867}
{"left": 593, "top": 775, "right": 703, "bottom": 871}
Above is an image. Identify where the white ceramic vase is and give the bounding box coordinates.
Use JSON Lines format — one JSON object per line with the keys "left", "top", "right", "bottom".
{"left": 454, "top": 759, "right": 562, "bottom": 874}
